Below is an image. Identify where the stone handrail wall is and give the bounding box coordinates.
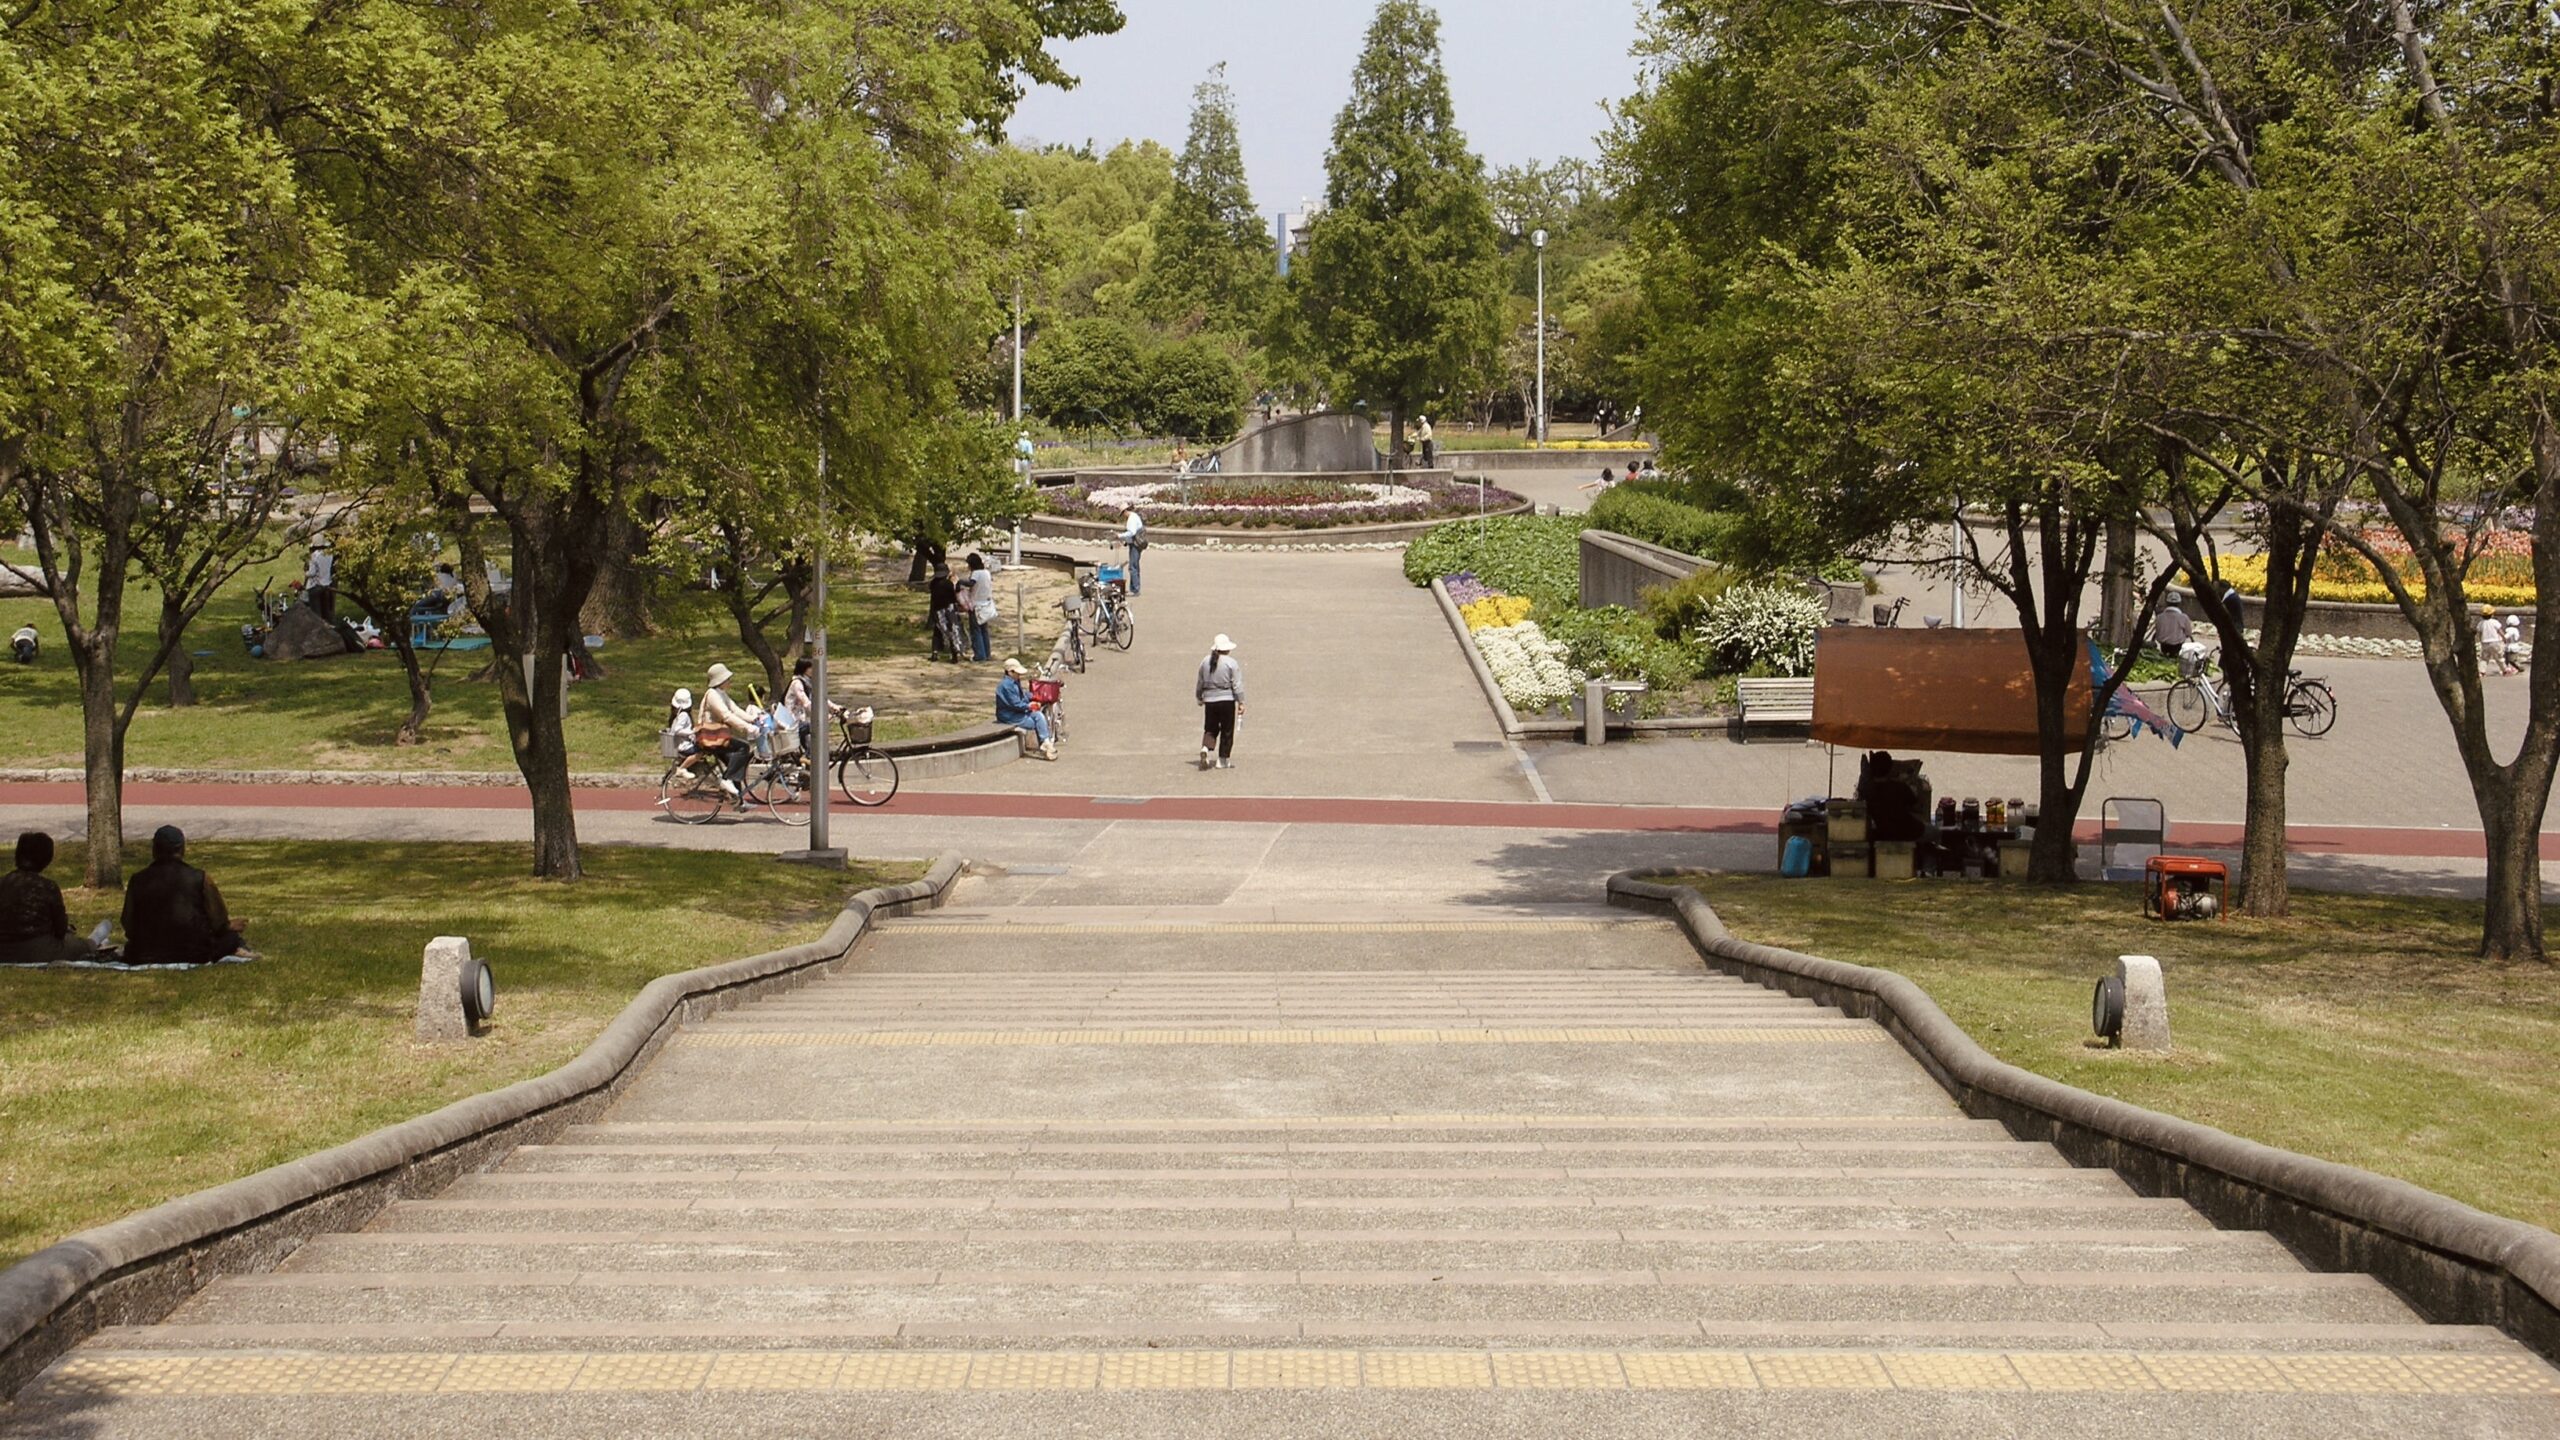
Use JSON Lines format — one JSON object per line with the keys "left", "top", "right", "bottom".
{"left": 1580, "top": 529, "right": 1712, "bottom": 613}
{"left": 0, "top": 855, "right": 969, "bottom": 1400}
{"left": 1607, "top": 870, "right": 2560, "bottom": 1367}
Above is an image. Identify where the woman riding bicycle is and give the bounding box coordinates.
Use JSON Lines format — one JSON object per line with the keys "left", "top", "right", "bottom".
{"left": 697, "top": 663, "right": 760, "bottom": 799}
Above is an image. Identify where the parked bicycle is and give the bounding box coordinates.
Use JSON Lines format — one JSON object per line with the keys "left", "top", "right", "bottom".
{"left": 1082, "top": 567, "right": 1134, "bottom": 652}
{"left": 1057, "top": 592, "right": 1087, "bottom": 674}
{"left": 2166, "top": 661, "right": 2338, "bottom": 738}
{"left": 1030, "top": 663, "right": 1069, "bottom": 746}
{"left": 829, "top": 704, "right": 901, "bottom": 808}
{"left": 659, "top": 711, "right": 815, "bottom": 825}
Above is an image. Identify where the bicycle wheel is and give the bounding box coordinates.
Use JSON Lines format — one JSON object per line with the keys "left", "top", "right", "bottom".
{"left": 1108, "top": 607, "right": 1133, "bottom": 651}
{"left": 659, "top": 757, "right": 726, "bottom": 825}
{"left": 2165, "top": 679, "right": 2211, "bottom": 732}
{"left": 2288, "top": 680, "right": 2338, "bottom": 738}
{"left": 1064, "top": 622, "right": 1086, "bottom": 674}
{"left": 836, "top": 746, "right": 901, "bottom": 807}
{"left": 750, "top": 757, "right": 814, "bottom": 826}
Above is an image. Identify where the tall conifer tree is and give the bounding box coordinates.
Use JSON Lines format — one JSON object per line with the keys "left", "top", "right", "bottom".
{"left": 1296, "top": 0, "right": 1503, "bottom": 454}
{"left": 1141, "top": 66, "right": 1273, "bottom": 332}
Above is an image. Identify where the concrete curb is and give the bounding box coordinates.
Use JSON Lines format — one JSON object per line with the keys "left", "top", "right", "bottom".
{"left": 1605, "top": 869, "right": 2560, "bottom": 1367}
{"left": 0, "top": 853, "right": 969, "bottom": 1401}
{"left": 1426, "top": 577, "right": 1579, "bottom": 742}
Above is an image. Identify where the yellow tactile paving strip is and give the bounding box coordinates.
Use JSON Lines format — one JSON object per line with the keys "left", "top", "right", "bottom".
{"left": 42, "top": 1350, "right": 2560, "bottom": 1397}
{"left": 677, "top": 1027, "right": 1886, "bottom": 1049}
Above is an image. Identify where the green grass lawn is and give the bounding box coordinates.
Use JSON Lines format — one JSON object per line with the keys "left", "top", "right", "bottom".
{"left": 1675, "top": 876, "right": 2560, "bottom": 1232}
{"left": 0, "top": 842, "right": 924, "bottom": 1268}
{"left": 0, "top": 544, "right": 1003, "bottom": 775}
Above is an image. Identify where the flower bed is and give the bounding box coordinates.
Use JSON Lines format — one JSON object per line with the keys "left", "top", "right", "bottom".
{"left": 1044, "top": 475, "right": 1523, "bottom": 530}
{"left": 2217, "top": 530, "right": 2538, "bottom": 608}
{"left": 1473, "top": 619, "right": 1584, "bottom": 714}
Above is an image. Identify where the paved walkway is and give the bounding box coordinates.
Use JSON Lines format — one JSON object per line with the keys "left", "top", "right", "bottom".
{"left": 13, "top": 904, "right": 2556, "bottom": 1435}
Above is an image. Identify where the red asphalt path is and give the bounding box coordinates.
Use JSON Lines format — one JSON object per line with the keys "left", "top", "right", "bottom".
{"left": 6, "top": 781, "right": 2553, "bottom": 862}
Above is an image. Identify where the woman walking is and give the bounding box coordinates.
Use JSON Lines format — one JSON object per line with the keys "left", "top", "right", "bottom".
{"left": 964, "top": 552, "right": 995, "bottom": 663}
{"left": 1196, "top": 634, "right": 1244, "bottom": 771}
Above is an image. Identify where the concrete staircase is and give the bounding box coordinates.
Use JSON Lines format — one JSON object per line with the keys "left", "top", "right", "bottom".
{"left": 12, "top": 913, "right": 2558, "bottom": 1437}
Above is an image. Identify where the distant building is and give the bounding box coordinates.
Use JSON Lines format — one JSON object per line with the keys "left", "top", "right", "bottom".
{"left": 1275, "top": 199, "right": 1323, "bottom": 278}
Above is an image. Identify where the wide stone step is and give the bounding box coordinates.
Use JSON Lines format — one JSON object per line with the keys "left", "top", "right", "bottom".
{"left": 437, "top": 1173, "right": 2125, "bottom": 1207}
{"left": 553, "top": 1116, "right": 2012, "bottom": 1144}
{"left": 164, "top": 1274, "right": 2419, "bottom": 1331}
{"left": 370, "top": 1195, "right": 2213, "bottom": 1232}
{"left": 280, "top": 1231, "right": 2310, "bottom": 1279}
{"left": 496, "top": 1141, "right": 2070, "bottom": 1173}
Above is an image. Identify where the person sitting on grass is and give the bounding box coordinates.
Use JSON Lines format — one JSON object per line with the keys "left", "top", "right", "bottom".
{"left": 121, "top": 826, "right": 252, "bottom": 965}
{"left": 9, "top": 624, "right": 36, "bottom": 664}
{"left": 996, "top": 658, "right": 1057, "bottom": 761}
{"left": 0, "top": 832, "right": 99, "bottom": 966}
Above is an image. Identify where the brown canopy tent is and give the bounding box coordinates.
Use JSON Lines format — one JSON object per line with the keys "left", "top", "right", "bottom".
{"left": 1810, "top": 628, "right": 2090, "bottom": 756}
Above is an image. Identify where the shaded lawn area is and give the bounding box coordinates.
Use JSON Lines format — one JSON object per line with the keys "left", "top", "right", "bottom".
{"left": 0, "top": 842, "right": 924, "bottom": 1269}
{"left": 0, "top": 544, "right": 1050, "bottom": 772}
{"left": 1674, "top": 876, "right": 2560, "bottom": 1232}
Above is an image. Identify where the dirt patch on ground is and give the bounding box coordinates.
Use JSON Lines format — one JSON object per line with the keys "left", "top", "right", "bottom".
{"left": 825, "top": 556, "right": 1079, "bottom": 743}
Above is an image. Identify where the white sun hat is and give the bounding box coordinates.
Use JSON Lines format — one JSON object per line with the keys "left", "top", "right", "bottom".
{"left": 672, "top": 688, "right": 693, "bottom": 710}
{"left": 706, "top": 663, "right": 734, "bottom": 688}
{"left": 1211, "top": 634, "right": 1235, "bottom": 653}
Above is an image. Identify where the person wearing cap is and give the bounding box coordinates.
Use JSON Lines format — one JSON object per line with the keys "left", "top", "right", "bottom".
{"left": 2154, "top": 591, "right": 2192, "bottom": 659}
{"left": 2480, "top": 606, "right": 2519, "bottom": 676}
{"left": 1118, "top": 510, "right": 1147, "bottom": 596}
{"left": 0, "top": 831, "right": 97, "bottom": 965}
{"left": 1196, "top": 634, "right": 1244, "bottom": 771}
{"left": 697, "top": 664, "right": 760, "bottom": 798}
{"left": 996, "top": 658, "right": 1056, "bottom": 760}
{"left": 121, "top": 826, "right": 249, "bottom": 965}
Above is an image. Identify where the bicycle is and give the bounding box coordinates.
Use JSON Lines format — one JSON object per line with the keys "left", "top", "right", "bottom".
{"left": 1082, "top": 569, "right": 1134, "bottom": 652}
{"left": 658, "top": 714, "right": 814, "bottom": 825}
{"left": 1030, "top": 664, "right": 1068, "bottom": 747}
{"left": 2166, "top": 664, "right": 2338, "bottom": 738}
{"left": 1057, "top": 592, "right": 1087, "bottom": 674}
{"left": 829, "top": 705, "right": 901, "bottom": 807}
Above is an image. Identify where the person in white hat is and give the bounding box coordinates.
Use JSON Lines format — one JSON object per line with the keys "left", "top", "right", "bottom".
{"left": 996, "top": 658, "right": 1057, "bottom": 760}
{"left": 1196, "top": 634, "right": 1243, "bottom": 770}
{"left": 696, "top": 663, "right": 758, "bottom": 798}
{"left": 665, "top": 688, "right": 697, "bottom": 755}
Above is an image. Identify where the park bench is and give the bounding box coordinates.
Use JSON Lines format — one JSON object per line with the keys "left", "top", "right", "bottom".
{"left": 1736, "top": 676, "right": 1816, "bottom": 731}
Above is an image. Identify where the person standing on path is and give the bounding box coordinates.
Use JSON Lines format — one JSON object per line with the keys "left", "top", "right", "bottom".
{"left": 927, "top": 562, "right": 963, "bottom": 662}
{"left": 1196, "top": 634, "right": 1244, "bottom": 771}
{"left": 1418, "top": 416, "right": 1436, "bottom": 469}
{"left": 965, "top": 552, "right": 995, "bottom": 663}
{"left": 2480, "top": 607, "right": 2519, "bottom": 675}
{"left": 1119, "top": 510, "right": 1147, "bottom": 596}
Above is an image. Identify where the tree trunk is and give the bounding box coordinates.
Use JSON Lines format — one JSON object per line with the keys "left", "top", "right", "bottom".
{"left": 392, "top": 637, "right": 433, "bottom": 744}
{"left": 164, "top": 644, "right": 194, "bottom": 707}
{"left": 589, "top": 504, "right": 655, "bottom": 639}
{"left": 77, "top": 643, "right": 125, "bottom": 889}
{"left": 2097, "top": 516, "right": 2136, "bottom": 650}
{"left": 2236, "top": 716, "right": 2290, "bottom": 916}
{"left": 2478, "top": 775, "right": 2548, "bottom": 962}
{"left": 501, "top": 619, "right": 583, "bottom": 883}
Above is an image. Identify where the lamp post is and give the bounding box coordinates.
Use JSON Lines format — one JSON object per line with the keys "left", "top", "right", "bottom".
{"left": 1532, "top": 229, "right": 1548, "bottom": 448}
{"left": 1010, "top": 206, "right": 1026, "bottom": 424}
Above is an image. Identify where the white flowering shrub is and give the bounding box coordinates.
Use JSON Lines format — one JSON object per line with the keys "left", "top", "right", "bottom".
{"left": 1473, "top": 620, "right": 1586, "bottom": 713}
{"left": 1695, "top": 583, "right": 1823, "bottom": 676}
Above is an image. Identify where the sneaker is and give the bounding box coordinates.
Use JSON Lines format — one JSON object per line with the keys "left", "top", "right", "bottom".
{"left": 1041, "top": 740, "right": 1058, "bottom": 761}
{"left": 718, "top": 778, "right": 740, "bottom": 798}
{"left": 1199, "top": 746, "right": 1214, "bottom": 770}
{"left": 1217, "top": 757, "right": 1234, "bottom": 770}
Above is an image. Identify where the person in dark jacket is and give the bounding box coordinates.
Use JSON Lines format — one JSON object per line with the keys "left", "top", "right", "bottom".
{"left": 0, "top": 832, "right": 95, "bottom": 965}
{"left": 927, "top": 563, "right": 964, "bottom": 662}
{"left": 121, "top": 826, "right": 249, "bottom": 965}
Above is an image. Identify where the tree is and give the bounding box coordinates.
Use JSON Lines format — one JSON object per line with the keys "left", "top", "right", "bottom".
{"left": 330, "top": 507, "right": 446, "bottom": 746}
{"left": 1139, "top": 67, "right": 1275, "bottom": 333}
{"left": 1, "top": 0, "right": 370, "bottom": 888}
{"left": 1296, "top": 0, "right": 1506, "bottom": 457}
{"left": 1139, "top": 337, "right": 1248, "bottom": 443}
{"left": 1025, "top": 317, "right": 1149, "bottom": 429}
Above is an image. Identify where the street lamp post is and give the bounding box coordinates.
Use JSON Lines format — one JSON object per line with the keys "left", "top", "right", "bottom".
{"left": 1011, "top": 206, "right": 1026, "bottom": 424}
{"left": 1532, "top": 229, "right": 1548, "bottom": 448}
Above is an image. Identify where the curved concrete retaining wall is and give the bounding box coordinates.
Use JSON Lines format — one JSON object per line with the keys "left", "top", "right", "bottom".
{"left": 0, "top": 855, "right": 968, "bottom": 1401}
{"left": 2231, "top": 593, "right": 2536, "bottom": 644}
{"left": 1026, "top": 499, "right": 1530, "bottom": 551}
{"left": 1209, "top": 413, "right": 1379, "bottom": 475}
{"left": 1580, "top": 529, "right": 1712, "bottom": 613}
{"left": 1452, "top": 447, "right": 1656, "bottom": 473}
{"left": 1606, "top": 870, "right": 2560, "bottom": 1367}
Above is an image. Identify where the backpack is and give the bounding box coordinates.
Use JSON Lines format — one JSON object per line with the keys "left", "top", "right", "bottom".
{"left": 1129, "top": 531, "right": 1149, "bottom": 553}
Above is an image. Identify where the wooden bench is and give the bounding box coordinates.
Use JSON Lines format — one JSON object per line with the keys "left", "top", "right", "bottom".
{"left": 1736, "top": 676, "right": 1816, "bottom": 730}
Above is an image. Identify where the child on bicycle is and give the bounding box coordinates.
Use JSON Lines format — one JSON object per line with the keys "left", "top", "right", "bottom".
{"left": 665, "top": 689, "right": 697, "bottom": 754}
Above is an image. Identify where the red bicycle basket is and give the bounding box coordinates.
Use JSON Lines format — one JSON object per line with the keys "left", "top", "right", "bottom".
{"left": 1030, "top": 679, "right": 1064, "bottom": 704}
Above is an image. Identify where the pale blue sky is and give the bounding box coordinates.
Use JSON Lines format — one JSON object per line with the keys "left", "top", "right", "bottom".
{"left": 1010, "top": 0, "right": 1647, "bottom": 219}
